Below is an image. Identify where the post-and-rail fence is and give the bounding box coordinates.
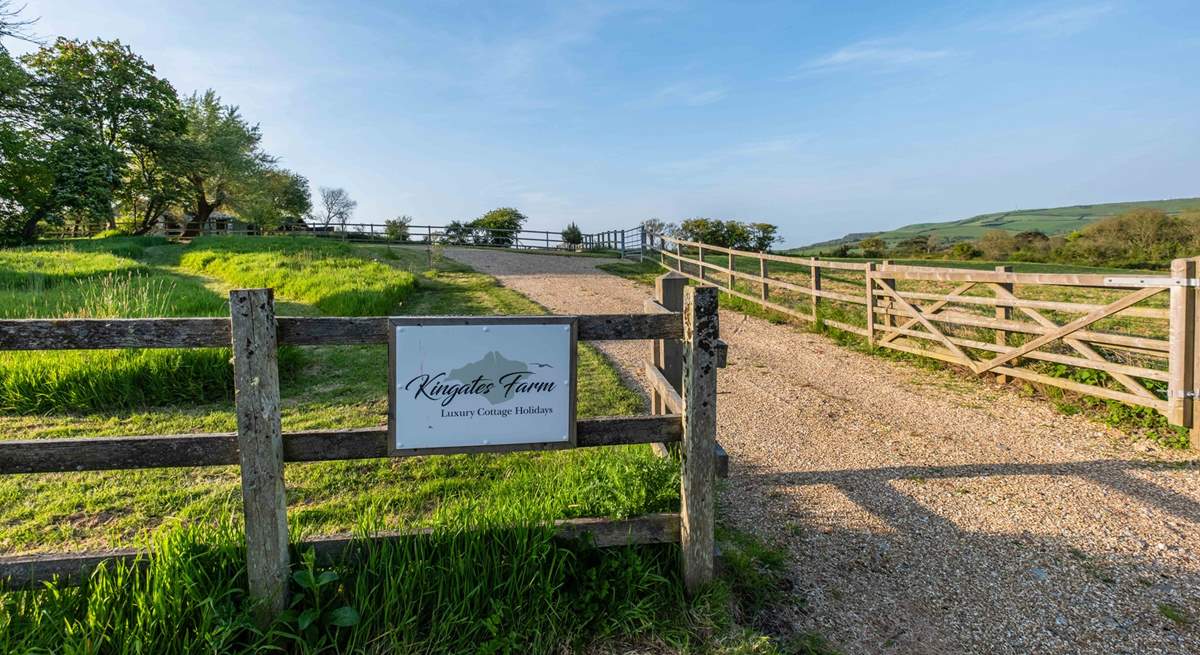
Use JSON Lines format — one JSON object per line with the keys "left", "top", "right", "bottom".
{"left": 0, "top": 284, "right": 724, "bottom": 623}
{"left": 651, "top": 233, "right": 1200, "bottom": 444}
{"left": 46, "top": 222, "right": 651, "bottom": 260}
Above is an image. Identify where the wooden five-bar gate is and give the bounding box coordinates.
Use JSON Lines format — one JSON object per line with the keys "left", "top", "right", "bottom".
{"left": 653, "top": 233, "right": 1200, "bottom": 443}
{"left": 0, "top": 285, "right": 724, "bottom": 623}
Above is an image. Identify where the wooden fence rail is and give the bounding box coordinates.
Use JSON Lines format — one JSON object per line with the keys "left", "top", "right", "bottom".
{"left": 652, "top": 233, "right": 1199, "bottom": 444}
{"left": 0, "top": 289, "right": 725, "bottom": 617}
{"left": 44, "top": 222, "right": 648, "bottom": 258}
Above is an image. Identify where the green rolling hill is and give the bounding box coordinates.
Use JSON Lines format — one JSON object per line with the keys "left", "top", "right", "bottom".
{"left": 788, "top": 197, "right": 1200, "bottom": 254}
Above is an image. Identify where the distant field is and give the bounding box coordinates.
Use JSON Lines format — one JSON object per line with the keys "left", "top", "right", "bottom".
{"left": 790, "top": 197, "right": 1200, "bottom": 254}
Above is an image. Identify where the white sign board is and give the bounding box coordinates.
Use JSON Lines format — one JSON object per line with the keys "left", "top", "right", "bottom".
{"left": 388, "top": 317, "right": 577, "bottom": 454}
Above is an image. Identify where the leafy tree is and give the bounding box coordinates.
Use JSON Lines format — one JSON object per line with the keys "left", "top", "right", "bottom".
{"left": 22, "top": 38, "right": 182, "bottom": 231}
{"left": 314, "top": 186, "right": 356, "bottom": 228}
{"left": 641, "top": 218, "right": 667, "bottom": 237}
{"left": 0, "top": 46, "right": 122, "bottom": 242}
{"left": 471, "top": 207, "right": 526, "bottom": 245}
{"left": 894, "top": 236, "right": 932, "bottom": 256}
{"left": 561, "top": 221, "right": 582, "bottom": 246}
{"left": 441, "top": 220, "right": 472, "bottom": 245}
{"left": 678, "top": 218, "right": 725, "bottom": 246}
{"left": 235, "top": 168, "right": 311, "bottom": 230}
{"left": 385, "top": 215, "right": 412, "bottom": 242}
{"left": 976, "top": 229, "right": 1017, "bottom": 260}
{"left": 858, "top": 236, "right": 886, "bottom": 258}
{"left": 178, "top": 90, "right": 270, "bottom": 236}
{"left": 678, "top": 217, "right": 780, "bottom": 250}
{"left": 746, "top": 222, "right": 779, "bottom": 251}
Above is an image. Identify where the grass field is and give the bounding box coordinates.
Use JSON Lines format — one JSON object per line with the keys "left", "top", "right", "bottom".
{"left": 789, "top": 197, "right": 1200, "bottom": 253}
{"left": 603, "top": 252, "right": 1184, "bottom": 446}
{"left": 0, "top": 237, "right": 820, "bottom": 653}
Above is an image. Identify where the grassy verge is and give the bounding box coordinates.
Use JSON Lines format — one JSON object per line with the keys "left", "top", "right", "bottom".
{"left": 0, "top": 238, "right": 812, "bottom": 652}
{"left": 177, "top": 236, "right": 417, "bottom": 316}
{"left": 0, "top": 244, "right": 246, "bottom": 413}
{"left": 600, "top": 258, "right": 1186, "bottom": 447}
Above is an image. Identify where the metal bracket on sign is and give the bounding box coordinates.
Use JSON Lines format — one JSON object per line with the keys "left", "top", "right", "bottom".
{"left": 1104, "top": 277, "right": 1200, "bottom": 287}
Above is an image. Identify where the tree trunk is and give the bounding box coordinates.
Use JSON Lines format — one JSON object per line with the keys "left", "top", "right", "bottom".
{"left": 20, "top": 208, "right": 48, "bottom": 243}
{"left": 182, "top": 192, "right": 215, "bottom": 238}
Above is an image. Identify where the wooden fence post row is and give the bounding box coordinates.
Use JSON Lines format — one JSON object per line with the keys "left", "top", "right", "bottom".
{"left": 221, "top": 281, "right": 722, "bottom": 625}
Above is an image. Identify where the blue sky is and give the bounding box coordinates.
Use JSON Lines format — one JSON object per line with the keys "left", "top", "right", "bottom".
{"left": 13, "top": 1, "right": 1200, "bottom": 244}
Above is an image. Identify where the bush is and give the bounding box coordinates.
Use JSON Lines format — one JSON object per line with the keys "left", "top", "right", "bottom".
{"left": 471, "top": 207, "right": 527, "bottom": 246}
{"left": 858, "top": 236, "right": 886, "bottom": 258}
{"left": 1052, "top": 209, "right": 1193, "bottom": 267}
{"left": 948, "top": 242, "right": 981, "bottom": 259}
{"left": 561, "top": 222, "right": 583, "bottom": 247}
{"left": 384, "top": 215, "right": 412, "bottom": 242}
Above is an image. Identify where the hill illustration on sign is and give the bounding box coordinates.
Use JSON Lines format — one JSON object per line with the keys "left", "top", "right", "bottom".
{"left": 445, "top": 351, "right": 552, "bottom": 406}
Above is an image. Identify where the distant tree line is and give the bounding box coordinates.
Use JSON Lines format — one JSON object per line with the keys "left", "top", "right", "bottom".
{"left": 0, "top": 5, "right": 361, "bottom": 244}
{"left": 642, "top": 217, "right": 781, "bottom": 252}
{"left": 438, "top": 207, "right": 529, "bottom": 246}
{"left": 834, "top": 208, "right": 1200, "bottom": 268}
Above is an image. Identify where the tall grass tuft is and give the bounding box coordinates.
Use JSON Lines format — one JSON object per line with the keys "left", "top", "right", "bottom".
{"left": 0, "top": 252, "right": 253, "bottom": 414}
{"left": 0, "top": 511, "right": 697, "bottom": 653}
{"left": 179, "top": 237, "right": 417, "bottom": 316}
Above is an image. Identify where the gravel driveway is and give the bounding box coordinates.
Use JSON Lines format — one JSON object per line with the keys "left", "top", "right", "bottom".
{"left": 446, "top": 247, "right": 1200, "bottom": 655}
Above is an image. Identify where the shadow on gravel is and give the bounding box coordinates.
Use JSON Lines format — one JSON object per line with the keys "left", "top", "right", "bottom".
{"left": 727, "top": 458, "right": 1200, "bottom": 654}
{"left": 747, "top": 459, "right": 1200, "bottom": 526}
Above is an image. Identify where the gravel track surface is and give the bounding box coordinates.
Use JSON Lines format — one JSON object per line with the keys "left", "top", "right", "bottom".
{"left": 446, "top": 248, "right": 1200, "bottom": 655}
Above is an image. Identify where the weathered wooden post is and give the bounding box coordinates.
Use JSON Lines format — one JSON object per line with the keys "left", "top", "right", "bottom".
{"left": 879, "top": 260, "right": 895, "bottom": 331}
{"left": 810, "top": 257, "right": 821, "bottom": 319}
{"left": 697, "top": 245, "right": 705, "bottom": 282}
{"left": 759, "top": 254, "right": 769, "bottom": 301}
{"left": 1169, "top": 258, "right": 1198, "bottom": 442}
{"left": 229, "top": 289, "right": 289, "bottom": 626}
{"left": 995, "top": 265, "right": 1014, "bottom": 384}
{"left": 681, "top": 285, "right": 718, "bottom": 594}
{"left": 865, "top": 262, "right": 877, "bottom": 347}
{"left": 726, "top": 250, "right": 735, "bottom": 290}
{"left": 656, "top": 273, "right": 686, "bottom": 402}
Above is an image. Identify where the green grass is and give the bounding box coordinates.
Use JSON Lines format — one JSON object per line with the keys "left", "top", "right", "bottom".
{"left": 0, "top": 243, "right": 249, "bottom": 414}
{"left": 789, "top": 196, "right": 1200, "bottom": 253}
{"left": 0, "top": 239, "right": 825, "bottom": 652}
{"left": 178, "top": 236, "right": 417, "bottom": 316}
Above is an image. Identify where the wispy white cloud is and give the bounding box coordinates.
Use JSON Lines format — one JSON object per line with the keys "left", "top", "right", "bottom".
{"left": 648, "top": 135, "right": 810, "bottom": 180}
{"left": 996, "top": 3, "right": 1115, "bottom": 37}
{"left": 800, "top": 40, "right": 954, "bottom": 74}
{"left": 653, "top": 81, "right": 728, "bottom": 107}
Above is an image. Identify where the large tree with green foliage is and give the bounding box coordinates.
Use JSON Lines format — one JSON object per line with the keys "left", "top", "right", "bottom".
{"left": 0, "top": 47, "right": 125, "bottom": 242}
{"left": 234, "top": 168, "right": 311, "bottom": 230}
{"left": 22, "top": 38, "right": 182, "bottom": 232}
{"left": 178, "top": 90, "right": 270, "bottom": 236}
